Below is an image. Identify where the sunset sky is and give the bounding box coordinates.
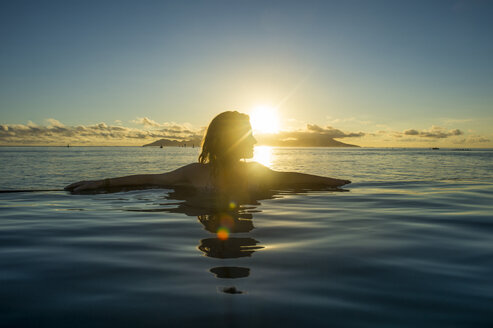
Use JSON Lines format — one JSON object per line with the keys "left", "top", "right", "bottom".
{"left": 1, "top": 0, "right": 492, "bottom": 147}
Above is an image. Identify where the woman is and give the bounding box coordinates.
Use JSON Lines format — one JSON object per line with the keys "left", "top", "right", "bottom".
{"left": 65, "top": 111, "right": 350, "bottom": 193}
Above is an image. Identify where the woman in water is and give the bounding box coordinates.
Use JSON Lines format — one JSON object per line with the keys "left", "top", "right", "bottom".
{"left": 65, "top": 111, "right": 351, "bottom": 193}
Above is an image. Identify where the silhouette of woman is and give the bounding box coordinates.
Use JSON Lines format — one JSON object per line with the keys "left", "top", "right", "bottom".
{"left": 65, "top": 111, "right": 350, "bottom": 193}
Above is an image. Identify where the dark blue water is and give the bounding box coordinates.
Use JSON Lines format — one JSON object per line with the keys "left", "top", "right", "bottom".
{"left": 1, "top": 147, "right": 492, "bottom": 327}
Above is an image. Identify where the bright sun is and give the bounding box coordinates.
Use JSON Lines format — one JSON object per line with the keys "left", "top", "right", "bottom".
{"left": 249, "top": 105, "right": 280, "bottom": 134}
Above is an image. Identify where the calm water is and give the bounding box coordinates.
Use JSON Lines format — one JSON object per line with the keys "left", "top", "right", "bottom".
{"left": 1, "top": 147, "right": 493, "bottom": 327}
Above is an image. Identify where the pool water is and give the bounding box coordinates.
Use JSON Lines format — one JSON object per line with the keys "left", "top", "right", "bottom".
{"left": 1, "top": 147, "right": 492, "bottom": 327}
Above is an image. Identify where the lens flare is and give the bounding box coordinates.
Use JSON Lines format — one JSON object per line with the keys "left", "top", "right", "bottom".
{"left": 217, "top": 227, "right": 229, "bottom": 241}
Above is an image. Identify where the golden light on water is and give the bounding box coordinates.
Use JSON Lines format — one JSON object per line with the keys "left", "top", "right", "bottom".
{"left": 253, "top": 145, "right": 273, "bottom": 167}
{"left": 249, "top": 105, "right": 280, "bottom": 134}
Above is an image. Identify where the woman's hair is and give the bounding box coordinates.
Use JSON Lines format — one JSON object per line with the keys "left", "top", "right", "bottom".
{"left": 198, "top": 111, "right": 252, "bottom": 170}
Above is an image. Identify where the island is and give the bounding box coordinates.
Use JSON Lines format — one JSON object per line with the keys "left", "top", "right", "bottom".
{"left": 143, "top": 136, "right": 359, "bottom": 148}
{"left": 143, "top": 138, "right": 201, "bottom": 148}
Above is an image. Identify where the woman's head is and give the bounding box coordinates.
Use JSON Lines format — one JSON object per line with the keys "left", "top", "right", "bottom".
{"left": 198, "top": 111, "right": 256, "bottom": 166}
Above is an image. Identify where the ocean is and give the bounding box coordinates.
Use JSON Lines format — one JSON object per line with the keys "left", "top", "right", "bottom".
{"left": 1, "top": 146, "right": 492, "bottom": 327}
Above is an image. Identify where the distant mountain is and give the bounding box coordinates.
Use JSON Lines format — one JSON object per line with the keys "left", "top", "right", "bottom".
{"left": 275, "top": 138, "right": 359, "bottom": 147}
{"left": 256, "top": 134, "right": 360, "bottom": 147}
{"left": 143, "top": 136, "right": 359, "bottom": 148}
{"left": 143, "top": 137, "right": 202, "bottom": 147}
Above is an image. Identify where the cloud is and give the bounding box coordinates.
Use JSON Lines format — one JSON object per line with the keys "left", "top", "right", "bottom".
{"left": 0, "top": 118, "right": 368, "bottom": 147}
{"left": 2, "top": 118, "right": 488, "bottom": 147}
{"left": 306, "top": 124, "right": 365, "bottom": 138}
{"left": 0, "top": 119, "right": 204, "bottom": 146}
{"left": 401, "top": 126, "right": 463, "bottom": 139}
{"left": 131, "top": 117, "right": 200, "bottom": 134}
{"left": 132, "top": 117, "right": 161, "bottom": 127}
{"left": 326, "top": 116, "right": 373, "bottom": 126}
{"left": 46, "top": 118, "right": 65, "bottom": 127}
{"left": 403, "top": 129, "right": 419, "bottom": 136}
{"left": 454, "top": 136, "right": 491, "bottom": 144}
{"left": 353, "top": 124, "right": 492, "bottom": 147}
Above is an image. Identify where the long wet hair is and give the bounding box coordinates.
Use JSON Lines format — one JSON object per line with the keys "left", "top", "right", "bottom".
{"left": 198, "top": 111, "right": 252, "bottom": 173}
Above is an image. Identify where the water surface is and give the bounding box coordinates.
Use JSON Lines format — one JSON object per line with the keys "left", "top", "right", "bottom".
{"left": 1, "top": 147, "right": 492, "bottom": 327}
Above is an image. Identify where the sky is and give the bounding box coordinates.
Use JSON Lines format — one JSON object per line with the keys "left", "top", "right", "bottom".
{"left": 0, "top": 0, "right": 492, "bottom": 147}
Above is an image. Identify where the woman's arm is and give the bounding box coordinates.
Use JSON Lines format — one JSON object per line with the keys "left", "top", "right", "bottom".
{"left": 64, "top": 163, "right": 196, "bottom": 193}
{"left": 271, "top": 171, "right": 350, "bottom": 188}
{"left": 250, "top": 162, "right": 350, "bottom": 188}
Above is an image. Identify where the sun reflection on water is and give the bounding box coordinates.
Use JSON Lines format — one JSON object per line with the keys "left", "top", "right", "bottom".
{"left": 252, "top": 146, "right": 273, "bottom": 167}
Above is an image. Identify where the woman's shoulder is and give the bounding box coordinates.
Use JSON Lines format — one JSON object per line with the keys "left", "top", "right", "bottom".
{"left": 179, "top": 162, "right": 209, "bottom": 170}
{"left": 175, "top": 162, "right": 212, "bottom": 189}
{"left": 167, "top": 162, "right": 208, "bottom": 173}
{"left": 173, "top": 162, "right": 211, "bottom": 178}
{"left": 242, "top": 161, "right": 273, "bottom": 173}
{"left": 239, "top": 162, "right": 275, "bottom": 185}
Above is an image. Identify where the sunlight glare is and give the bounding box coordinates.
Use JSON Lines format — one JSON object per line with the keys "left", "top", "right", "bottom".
{"left": 253, "top": 146, "right": 273, "bottom": 168}
{"left": 249, "top": 105, "right": 280, "bottom": 134}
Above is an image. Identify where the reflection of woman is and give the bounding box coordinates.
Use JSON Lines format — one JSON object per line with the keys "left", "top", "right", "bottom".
{"left": 65, "top": 111, "right": 351, "bottom": 193}
{"left": 198, "top": 213, "right": 254, "bottom": 234}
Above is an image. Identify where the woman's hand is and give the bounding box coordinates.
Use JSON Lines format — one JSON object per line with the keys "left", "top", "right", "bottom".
{"left": 64, "top": 180, "right": 104, "bottom": 193}
{"left": 328, "top": 178, "right": 351, "bottom": 187}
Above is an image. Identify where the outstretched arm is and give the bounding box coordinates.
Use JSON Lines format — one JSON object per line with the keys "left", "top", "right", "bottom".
{"left": 250, "top": 163, "right": 350, "bottom": 189}
{"left": 271, "top": 171, "right": 350, "bottom": 188}
{"left": 64, "top": 164, "right": 195, "bottom": 193}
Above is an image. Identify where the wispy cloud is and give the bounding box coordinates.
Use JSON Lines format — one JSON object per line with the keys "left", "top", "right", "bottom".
{"left": 441, "top": 118, "right": 475, "bottom": 125}
{"left": 454, "top": 136, "right": 490, "bottom": 144}
{"left": 132, "top": 117, "right": 161, "bottom": 127}
{"left": 131, "top": 117, "right": 199, "bottom": 134}
{"left": 326, "top": 116, "right": 373, "bottom": 126}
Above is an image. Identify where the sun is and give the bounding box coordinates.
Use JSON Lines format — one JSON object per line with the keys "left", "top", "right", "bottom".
{"left": 249, "top": 105, "right": 280, "bottom": 134}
